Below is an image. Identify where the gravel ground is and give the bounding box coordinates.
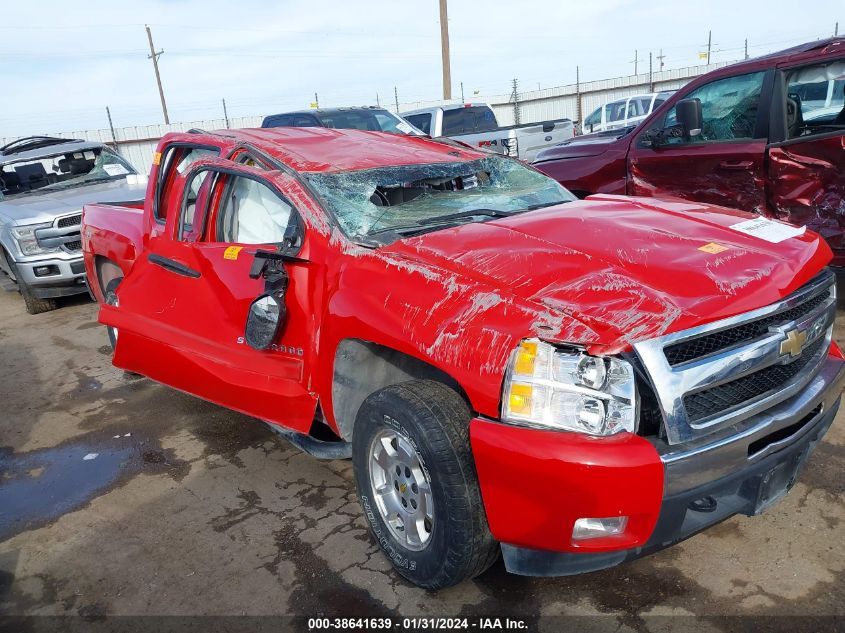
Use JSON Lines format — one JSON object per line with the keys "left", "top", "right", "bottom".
{"left": 0, "top": 281, "right": 843, "bottom": 631}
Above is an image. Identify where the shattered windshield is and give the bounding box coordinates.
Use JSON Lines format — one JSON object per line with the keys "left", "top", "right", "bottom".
{"left": 305, "top": 155, "right": 575, "bottom": 241}
{"left": 0, "top": 147, "right": 137, "bottom": 200}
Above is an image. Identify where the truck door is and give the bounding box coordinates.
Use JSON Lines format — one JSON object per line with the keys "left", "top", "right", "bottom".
{"left": 109, "top": 161, "right": 319, "bottom": 432}
{"left": 767, "top": 58, "right": 845, "bottom": 263}
{"left": 148, "top": 141, "right": 221, "bottom": 238}
{"left": 628, "top": 70, "right": 771, "bottom": 214}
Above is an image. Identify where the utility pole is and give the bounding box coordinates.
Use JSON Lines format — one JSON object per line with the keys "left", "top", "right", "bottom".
{"left": 657, "top": 49, "right": 665, "bottom": 70}
{"left": 835, "top": 22, "right": 839, "bottom": 37}
{"left": 314, "top": 92, "right": 319, "bottom": 108}
{"left": 744, "top": 38, "right": 749, "bottom": 60}
{"left": 439, "top": 0, "right": 452, "bottom": 100}
{"left": 706, "top": 30, "right": 712, "bottom": 64}
{"left": 632, "top": 49, "right": 638, "bottom": 75}
{"left": 460, "top": 81, "right": 465, "bottom": 103}
{"left": 649, "top": 51, "right": 653, "bottom": 91}
{"left": 376, "top": 93, "right": 380, "bottom": 107}
{"left": 105, "top": 107, "right": 120, "bottom": 154}
{"left": 511, "top": 78, "right": 520, "bottom": 125}
{"left": 145, "top": 25, "right": 169, "bottom": 124}
{"left": 576, "top": 65, "right": 582, "bottom": 127}
{"left": 222, "top": 98, "right": 230, "bottom": 129}
{"left": 394, "top": 86, "right": 399, "bottom": 112}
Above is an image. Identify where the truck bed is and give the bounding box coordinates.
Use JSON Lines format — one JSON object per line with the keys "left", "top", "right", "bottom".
{"left": 81, "top": 201, "right": 145, "bottom": 301}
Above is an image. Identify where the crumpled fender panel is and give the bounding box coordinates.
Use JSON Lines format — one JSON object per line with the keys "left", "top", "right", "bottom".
{"left": 768, "top": 137, "right": 845, "bottom": 262}
{"left": 315, "top": 240, "right": 582, "bottom": 422}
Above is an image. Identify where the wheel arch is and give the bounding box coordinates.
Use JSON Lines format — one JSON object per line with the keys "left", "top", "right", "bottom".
{"left": 0, "top": 243, "right": 14, "bottom": 278}
{"left": 331, "top": 338, "right": 471, "bottom": 441}
{"left": 93, "top": 255, "right": 123, "bottom": 298}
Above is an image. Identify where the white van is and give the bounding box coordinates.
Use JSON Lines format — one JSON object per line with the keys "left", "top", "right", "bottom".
{"left": 581, "top": 91, "right": 675, "bottom": 135}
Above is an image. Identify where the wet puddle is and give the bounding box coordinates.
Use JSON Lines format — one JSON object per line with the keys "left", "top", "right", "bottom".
{"left": 0, "top": 436, "right": 156, "bottom": 540}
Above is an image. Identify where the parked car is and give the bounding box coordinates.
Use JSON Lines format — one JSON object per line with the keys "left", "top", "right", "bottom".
{"left": 401, "top": 102, "right": 574, "bottom": 162}
{"left": 83, "top": 126, "right": 843, "bottom": 589}
{"left": 0, "top": 136, "right": 147, "bottom": 314}
{"left": 533, "top": 37, "right": 845, "bottom": 265}
{"left": 262, "top": 106, "right": 425, "bottom": 136}
{"left": 581, "top": 91, "right": 675, "bottom": 134}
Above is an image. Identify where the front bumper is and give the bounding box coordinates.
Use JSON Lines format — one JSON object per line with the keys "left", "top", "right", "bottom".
{"left": 15, "top": 255, "right": 88, "bottom": 298}
{"left": 470, "top": 351, "right": 845, "bottom": 576}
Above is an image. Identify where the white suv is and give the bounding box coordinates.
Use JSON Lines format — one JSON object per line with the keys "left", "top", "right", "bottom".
{"left": 581, "top": 91, "right": 675, "bottom": 135}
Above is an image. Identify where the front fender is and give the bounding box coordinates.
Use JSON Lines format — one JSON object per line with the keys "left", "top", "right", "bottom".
{"left": 315, "top": 247, "right": 592, "bottom": 427}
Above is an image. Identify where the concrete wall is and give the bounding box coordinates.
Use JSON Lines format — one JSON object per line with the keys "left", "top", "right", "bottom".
{"left": 398, "top": 61, "right": 734, "bottom": 127}
{"left": 1, "top": 61, "right": 735, "bottom": 174}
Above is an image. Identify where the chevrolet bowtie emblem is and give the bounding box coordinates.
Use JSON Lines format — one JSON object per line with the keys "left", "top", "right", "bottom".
{"left": 780, "top": 328, "right": 808, "bottom": 358}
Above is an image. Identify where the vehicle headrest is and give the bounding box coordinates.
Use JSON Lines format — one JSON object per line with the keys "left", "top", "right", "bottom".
{"left": 69, "top": 158, "right": 94, "bottom": 175}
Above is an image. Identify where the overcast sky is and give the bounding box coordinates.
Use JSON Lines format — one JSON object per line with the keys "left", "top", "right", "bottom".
{"left": 0, "top": 0, "right": 842, "bottom": 136}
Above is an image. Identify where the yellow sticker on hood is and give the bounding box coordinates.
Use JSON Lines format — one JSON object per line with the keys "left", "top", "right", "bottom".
{"left": 224, "top": 246, "right": 243, "bottom": 260}
{"left": 699, "top": 242, "right": 729, "bottom": 254}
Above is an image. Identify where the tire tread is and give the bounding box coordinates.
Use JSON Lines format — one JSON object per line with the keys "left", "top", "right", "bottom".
{"left": 353, "top": 380, "right": 499, "bottom": 589}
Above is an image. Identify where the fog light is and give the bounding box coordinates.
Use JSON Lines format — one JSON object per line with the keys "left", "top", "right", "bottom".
{"left": 572, "top": 516, "right": 629, "bottom": 541}
{"left": 34, "top": 265, "right": 57, "bottom": 277}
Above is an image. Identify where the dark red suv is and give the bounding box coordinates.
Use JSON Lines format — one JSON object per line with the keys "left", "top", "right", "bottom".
{"left": 534, "top": 38, "right": 845, "bottom": 265}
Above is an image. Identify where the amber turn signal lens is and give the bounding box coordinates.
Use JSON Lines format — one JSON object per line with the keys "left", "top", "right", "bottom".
{"left": 508, "top": 383, "right": 534, "bottom": 415}
{"left": 513, "top": 341, "right": 538, "bottom": 376}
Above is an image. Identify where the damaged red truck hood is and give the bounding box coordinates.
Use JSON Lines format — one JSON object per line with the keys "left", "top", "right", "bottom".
{"left": 384, "top": 195, "right": 832, "bottom": 350}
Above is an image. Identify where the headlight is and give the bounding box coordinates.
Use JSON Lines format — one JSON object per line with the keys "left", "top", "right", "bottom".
{"left": 502, "top": 339, "right": 637, "bottom": 436}
{"left": 11, "top": 223, "right": 57, "bottom": 257}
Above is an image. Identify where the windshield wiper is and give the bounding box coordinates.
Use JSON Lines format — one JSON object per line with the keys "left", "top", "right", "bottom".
{"left": 365, "top": 224, "right": 437, "bottom": 237}
{"left": 524, "top": 201, "right": 568, "bottom": 211}
{"left": 417, "top": 208, "right": 513, "bottom": 225}
{"left": 37, "top": 175, "right": 124, "bottom": 193}
{"left": 365, "top": 208, "right": 513, "bottom": 238}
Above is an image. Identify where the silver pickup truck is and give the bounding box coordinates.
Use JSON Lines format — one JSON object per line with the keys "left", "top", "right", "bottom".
{"left": 0, "top": 136, "right": 147, "bottom": 314}
{"left": 401, "top": 102, "right": 574, "bottom": 162}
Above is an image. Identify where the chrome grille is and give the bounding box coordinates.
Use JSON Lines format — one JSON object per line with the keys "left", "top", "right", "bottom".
{"left": 633, "top": 270, "right": 836, "bottom": 445}
{"left": 34, "top": 213, "right": 82, "bottom": 253}
{"left": 683, "top": 336, "right": 826, "bottom": 422}
{"left": 57, "top": 213, "right": 82, "bottom": 228}
{"left": 664, "top": 290, "right": 831, "bottom": 366}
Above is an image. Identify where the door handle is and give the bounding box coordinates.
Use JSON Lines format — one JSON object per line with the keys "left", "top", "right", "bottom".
{"left": 149, "top": 254, "right": 201, "bottom": 278}
{"left": 717, "top": 160, "right": 754, "bottom": 171}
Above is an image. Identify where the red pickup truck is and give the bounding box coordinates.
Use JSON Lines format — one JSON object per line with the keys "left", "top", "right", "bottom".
{"left": 534, "top": 37, "right": 845, "bottom": 265}
{"left": 82, "top": 127, "right": 844, "bottom": 589}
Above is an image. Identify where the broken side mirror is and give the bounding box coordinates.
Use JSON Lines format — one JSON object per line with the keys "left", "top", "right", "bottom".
{"left": 675, "top": 98, "right": 703, "bottom": 139}
{"left": 244, "top": 249, "right": 307, "bottom": 350}
{"left": 245, "top": 292, "right": 286, "bottom": 350}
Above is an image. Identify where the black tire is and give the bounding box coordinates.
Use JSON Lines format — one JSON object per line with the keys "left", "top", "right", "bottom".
{"left": 7, "top": 259, "right": 57, "bottom": 315}
{"left": 104, "top": 277, "right": 122, "bottom": 350}
{"left": 352, "top": 380, "right": 499, "bottom": 589}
